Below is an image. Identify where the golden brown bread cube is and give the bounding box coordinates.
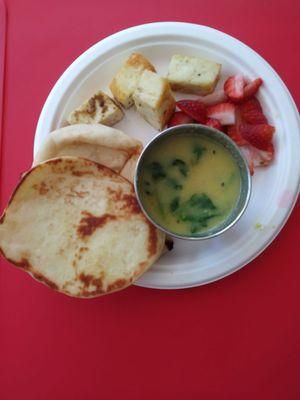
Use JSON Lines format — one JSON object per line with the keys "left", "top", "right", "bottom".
{"left": 109, "top": 53, "right": 156, "bottom": 108}
{"left": 67, "top": 91, "right": 124, "bottom": 126}
{"left": 167, "top": 54, "right": 221, "bottom": 95}
{"left": 133, "top": 70, "right": 176, "bottom": 131}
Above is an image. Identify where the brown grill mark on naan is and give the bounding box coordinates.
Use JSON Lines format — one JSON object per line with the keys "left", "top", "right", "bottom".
{"left": 72, "top": 170, "right": 94, "bottom": 177}
{"left": 31, "top": 271, "right": 58, "bottom": 290}
{"left": 79, "top": 273, "right": 105, "bottom": 297}
{"left": 107, "top": 187, "right": 123, "bottom": 201}
{"left": 32, "top": 181, "right": 49, "bottom": 195}
{"left": 120, "top": 194, "right": 141, "bottom": 214}
{"left": 48, "top": 158, "right": 62, "bottom": 165}
{"left": 11, "top": 257, "right": 32, "bottom": 270}
{"left": 77, "top": 211, "right": 117, "bottom": 238}
{"left": 147, "top": 222, "right": 158, "bottom": 257}
{"left": 79, "top": 246, "right": 89, "bottom": 253}
{"left": 79, "top": 273, "right": 94, "bottom": 287}
{"left": 107, "top": 278, "right": 128, "bottom": 292}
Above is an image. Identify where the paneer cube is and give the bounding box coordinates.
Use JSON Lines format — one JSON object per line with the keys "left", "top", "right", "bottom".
{"left": 167, "top": 54, "right": 221, "bottom": 95}
{"left": 67, "top": 91, "right": 124, "bottom": 127}
{"left": 109, "top": 53, "right": 156, "bottom": 108}
{"left": 133, "top": 70, "right": 176, "bottom": 131}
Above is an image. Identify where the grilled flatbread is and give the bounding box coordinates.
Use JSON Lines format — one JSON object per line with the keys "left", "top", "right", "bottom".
{"left": 0, "top": 157, "right": 165, "bottom": 297}
{"left": 33, "top": 124, "right": 142, "bottom": 174}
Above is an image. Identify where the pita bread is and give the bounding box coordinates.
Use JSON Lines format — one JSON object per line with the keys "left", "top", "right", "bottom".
{"left": 120, "top": 153, "right": 140, "bottom": 183}
{"left": 0, "top": 157, "right": 165, "bottom": 297}
{"left": 33, "top": 124, "right": 142, "bottom": 174}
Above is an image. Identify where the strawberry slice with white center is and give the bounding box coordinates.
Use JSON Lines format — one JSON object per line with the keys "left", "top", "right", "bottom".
{"left": 224, "top": 74, "right": 245, "bottom": 103}
{"left": 197, "top": 90, "right": 227, "bottom": 106}
{"left": 206, "top": 102, "right": 236, "bottom": 125}
{"left": 243, "top": 78, "right": 263, "bottom": 100}
{"left": 240, "top": 144, "right": 274, "bottom": 174}
{"left": 168, "top": 111, "right": 194, "bottom": 127}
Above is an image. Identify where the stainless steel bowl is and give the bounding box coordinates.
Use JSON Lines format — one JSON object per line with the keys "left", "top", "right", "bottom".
{"left": 134, "top": 124, "right": 252, "bottom": 240}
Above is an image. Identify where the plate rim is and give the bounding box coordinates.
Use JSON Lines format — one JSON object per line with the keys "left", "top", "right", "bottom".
{"left": 34, "top": 21, "right": 300, "bottom": 289}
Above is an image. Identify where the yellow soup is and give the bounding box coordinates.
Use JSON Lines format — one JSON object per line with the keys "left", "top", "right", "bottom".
{"left": 139, "top": 133, "right": 241, "bottom": 236}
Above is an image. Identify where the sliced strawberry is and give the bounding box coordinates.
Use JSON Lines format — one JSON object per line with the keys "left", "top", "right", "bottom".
{"left": 240, "top": 98, "right": 268, "bottom": 124}
{"left": 197, "top": 90, "right": 227, "bottom": 106}
{"left": 206, "top": 118, "right": 223, "bottom": 131}
{"left": 206, "top": 102, "right": 236, "bottom": 125}
{"left": 240, "top": 123, "right": 275, "bottom": 150}
{"left": 253, "top": 143, "right": 274, "bottom": 166}
{"left": 227, "top": 125, "right": 248, "bottom": 146}
{"left": 239, "top": 146, "right": 255, "bottom": 175}
{"left": 168, "top": 111, "right": 194, "bottom": 127}
{"left": 176, "top": 100, "right": 207, "bottom": 123}
{"left": 243, "top": 78, "right": 263, "bottom": 100}
{"left": 240, "top": 144, "right": 274, "bottom": 173}
{"left": 224, "top": 74, "right": 245, "bottom": 103}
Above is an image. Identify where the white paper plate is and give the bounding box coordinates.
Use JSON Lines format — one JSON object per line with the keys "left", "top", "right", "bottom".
{"left": 35, "top": 22, "right": 300, "bottom": 289}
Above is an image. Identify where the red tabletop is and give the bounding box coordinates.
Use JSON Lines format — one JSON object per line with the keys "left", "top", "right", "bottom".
{"left": 1, "top": 1, "right": 299, "bottom": 399}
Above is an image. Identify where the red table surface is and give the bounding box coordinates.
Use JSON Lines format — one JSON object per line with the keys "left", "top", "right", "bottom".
{"left": 0, "top": 1, "right": 300, "bottom": 399}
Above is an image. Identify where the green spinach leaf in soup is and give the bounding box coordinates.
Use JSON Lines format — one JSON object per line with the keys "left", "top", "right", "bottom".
{"left": 170, "top": 197, "right": 180, "bottom": 212}
{"left": 191, "top": 144, "right": 206, "bottom": 165}
{"left": 171, "top": 159, "right": 189, "bottom": 177}
{"left": 166, "top": 177, "right": 182, "bottom": 190}
{"left": 148, "top": 161, "right": 166, "bottom": 180}
{"left": 174, "top": 193, "right": 220, "bottom": 233}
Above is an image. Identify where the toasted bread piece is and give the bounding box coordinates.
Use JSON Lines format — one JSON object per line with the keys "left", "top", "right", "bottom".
{"left": 67, "top": 91, "right": 124, "bottom": 126}
{"left": 120, "top": 153, "right": 141, "bottom": 183}
{"left": 167, "top": 54, "right": 221, "bottom": 95}
{"left": 0, "top": 157, "right": 165, "bottom": 297}
{"left": 33, "top": 124, "right": 143, "bottom": 173}
{"left": 133, "top": 70, "right": 176, "bottom": 130}
{"left": 109, "top": 53, "right": 156, "bottom": 108}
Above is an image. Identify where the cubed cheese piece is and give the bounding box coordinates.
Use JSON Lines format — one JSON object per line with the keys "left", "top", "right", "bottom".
{"left": 167, "top": 54, "right": 221, "bottom": 95}
{"left": 67, "top": 91, "right": 124, "bottom": 126}
{"left": 133, "top": 70, "right": 176, "bottom": 131}
{"left": 109, "top": 53, "right": 156, "bottom": 108}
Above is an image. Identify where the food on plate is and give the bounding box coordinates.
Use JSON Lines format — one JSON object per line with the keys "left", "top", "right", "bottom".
{"left": 0, "top": 47, "right": 278, "bottom": 296}
{"left": 239, "top": 145, "right": 274, "bottom": 175}
{"left": 168, "top": 111, "right": 194, "bottom": 127}
{"left": 137, "top": 133, "right": 241, "bottom": 236}
{"left": 206, "top": 102, "right": 236, "bottom": 125}
{"left": 120, "top": 153, "right": 140, "bottom": 183}
{"left": 109, "top": 53, "right": 156, "bottom": 108}
{"left": 224, "top": 75, "right": 263, "bottom": 103}
{"left": 133, "top": 70, "right": 176, "bottom": 130}
{"left": 167, "top": 54, "right": 221, "bottom": 95}
{"left": 223, "top": 74, "right": 245, "bottom": 103}
{"left": 0, "top": 157, "right": 165, "bottom": 297}
{"left": 33, "top": 124, "right": 142, "bottom": 176}
{"left": 239, "top": 98, "right": 268, "bottom": 124}
{"left": 67, "top": 90, "right": 124, "bottom": 127}
{"left": 205, "top": 118, "right": 223, "bottom": 131}
{"left": 176, "top": 100, "right": 207, "bottom": 123}
{"left": 239, "top": 123, "right": 274, "bottom": 151}
{"left": 169, "top": 74, "right": 275, "bottom": 173}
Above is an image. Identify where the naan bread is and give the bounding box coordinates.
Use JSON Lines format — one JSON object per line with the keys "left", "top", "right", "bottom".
{"left": 0, "top": 157, "right": 165, "bottom": 297}
{"left": 33, "top": 124, "right": 142, "bottom": 174}
{"left": 120, "top": 153, "right": 140, "bottom": 183}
